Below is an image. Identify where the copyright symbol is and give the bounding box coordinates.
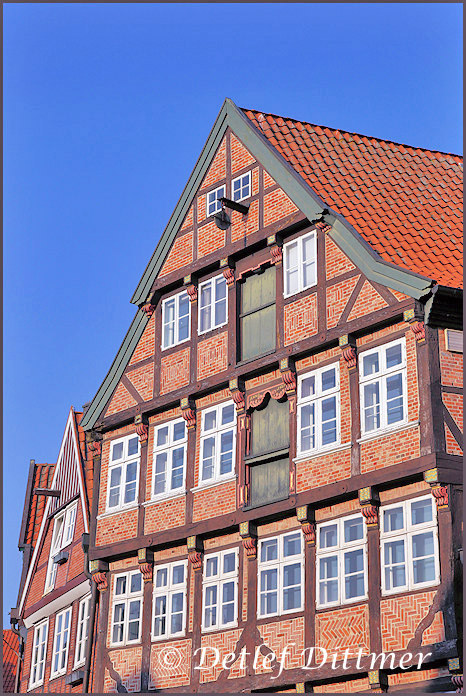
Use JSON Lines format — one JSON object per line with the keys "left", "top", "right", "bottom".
{"left": 158, "top": 646, "right": 182, "bottom": 670}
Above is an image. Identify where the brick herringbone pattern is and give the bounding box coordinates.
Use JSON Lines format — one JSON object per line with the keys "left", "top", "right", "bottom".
{"left": 106, "top": 382, "right": 137, "bottom": 416}
{"left": 388, "top": 666, "right": 449, "bottom": 686}
{"left": 197, "top": 332, "right": 228, "bottom": 380}
{"left": 256, "top": 617, "right": 305, "bottom": 674}
{"left": 127, "top": 362, "right": 154, "bottom": 401}
{"left": 200, "top": 629, "right": 245, "bottom": 683}
{"left": 422, "top": 610, "right": 445, "bottom": 646}
{"left": 314, "top": 676, "right": 370, "bottom": 692}
{"left": 325, "top": 236, "right": 357, "bottom": 280}
{"left": 104, "top": 647, "right": 142, "bottom": 693}
{"left": 160, "top": 348, "right": 190, "bottom": 395}
{"left": 149, "top": 638, "right": 192, "bottom": 689}
{"left": 315, "top": 604, "right": 370, "bottom": 662}
{"left": 347, "top": 281, "right": 388, "bottom": 322}
{"left": 381, "top": 591, "right": 439, "bottom": 652}
{"left": 326, "top": 275, "right": 360, "bottom": 329}
{"left": 129, "top": 313, "right": 155, "bottom": 365}
{"left": 284, "top": 294, "right": 318, "bottom": 346}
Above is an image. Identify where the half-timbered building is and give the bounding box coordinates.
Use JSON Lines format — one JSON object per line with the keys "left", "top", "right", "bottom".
{"left": 11, "top": 407, "right": 95, "bottom": 693}
{"left": 16, "top": 99, "right": 463, "bottom": 693}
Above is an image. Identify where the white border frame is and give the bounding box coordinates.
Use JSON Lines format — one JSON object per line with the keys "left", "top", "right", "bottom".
{"left": 297, "top": 362, "right": 341, "bottom": 457}
{"left": 283, "top": 230, "right": 317, "bottom": 298}
{"left": 151, "top": 418, "right": 187, "bottom": 500}
{"left": 231, "top": 171, "right": 251, "bottom": 203}
{"left": 50, "top": 606, "right": 72, "bottom": 680}
{"left": 257, "top": 531, "right": 304, "bottom": 619}
{"left": 198, "top": 274, "right": 228, "bottom": 335}
{"left": 161, "top": 290, "right": 191, "bottom": 350}
{"left": 110, "top": 570, "right": 144, "bottom": 647}
{"left": 106, "top": 434, "right": 141, "bottom": 513}
{"left": 44, "top": 500, "right": 78, "bottom": 593}
{"left": 206, "top": 185, "right": 226, "bottom": 217}
{"left": 202, "top": 548, "right": 239, "bottom": 632}
{"left": 73, "top": 593, "right": 91, "bottom": 669}
{"left": 199, "top": 401, "right": 237, "bottom": 486}
{"left": 151, "top": 560, "right": 188, "bottom": 641}
{"left": 28, "top": 618, "right": 49, "bottom": 690}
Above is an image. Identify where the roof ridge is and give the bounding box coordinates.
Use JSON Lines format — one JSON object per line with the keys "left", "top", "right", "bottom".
{"left": 241, "top": 107, "right": 463, "bottom": 159}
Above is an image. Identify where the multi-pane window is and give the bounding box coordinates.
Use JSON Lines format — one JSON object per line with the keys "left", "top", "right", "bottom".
{"left": 297, "top": 364, "right": 340, "bottom": 455}
{"left": 152, "top": 419, "right": 187, "bottom": 498}
{"left": 74, "top": 594, "right": 91, "bottom": 667}
{"left": 240, "top": 266, "right": 276, "bottom": 361}
{"left": 359, "top": 338, "right": 407, "bottom": 435}
{"left": 45, "top": 502, "right": 78, "bottom": 591}
{"left": 283, "top": 231, "right": 317, "bottom": 297}
{"left": 107, "top": 434, "right": 140, "bottom": 511}
{"left": 258, "top": 532, "right": 303, "bottom": 618}
{"left": 162, "top": 290, "right": 190, "bottom": 349}
{"left": 381, "top": 496, "right": 439, "bottom": 594}
{"left": 29, "top": 620, "right": 48, "bottom": 689}
{"left": 199, "top": 275, "right": 227, "bottom": 334}
{"left": 202, "top": 549, "right": 238, "bottom": 631}
{"left": 111, "top": 571, "right": 143, "bottom": 646}
{"left": 316, "top": 515, "right": 367, "bottom": 608}
{"left": 50, "top": 607, "right": 72, "bottom": 678}
{"left": 207, "top": 185, "right": 226, "bottom": 216}
{"left": 152, "top": 561, "right": 187, "bottom": 640}
{"left": 200, "top": 401, "right": 236, "bottom": 484}
{"left": 232, "top": 172, "right": 251, "bottom": 202}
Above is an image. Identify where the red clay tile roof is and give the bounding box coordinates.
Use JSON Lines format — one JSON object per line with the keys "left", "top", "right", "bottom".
{"left": 243, "top": 109, "right": 463, "bottom": 289}
{"left": 24, "top": 463, "right": 55, "bottom": 548}
{"left": 3, "top": 630, "right": 19, "bottom": 692}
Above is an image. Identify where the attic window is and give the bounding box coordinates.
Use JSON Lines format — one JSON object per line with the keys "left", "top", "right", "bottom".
{"left": 232, "top": 172, "right": 251, "bottom": 202}
{"left": 207, "top": 185, "right": 226, "bottom": 216}
{"left": 283, "top": 230, "right": 317, "bottom": 297}
{"left": 44, "top": 502, "right": 77, "bottom": 592}
{"left": 445, "top": 329, "right": 463, "bottom": 353}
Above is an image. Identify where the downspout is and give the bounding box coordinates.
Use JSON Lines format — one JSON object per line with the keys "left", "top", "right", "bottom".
{"left": 9, "top": 619, "right": 24, "bottom": 693}
{"left": 82, "top": 532, "right": 98, "bottom": 694}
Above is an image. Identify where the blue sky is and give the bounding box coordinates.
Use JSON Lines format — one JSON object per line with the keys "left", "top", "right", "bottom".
{"left": 3, "top": 3, "right": 462, "bottom": 626}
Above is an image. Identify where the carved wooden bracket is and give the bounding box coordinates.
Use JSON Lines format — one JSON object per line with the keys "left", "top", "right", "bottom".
{"left": 315, "top": 221, "right": 332, "bottom": 233}
{"left": 222, "top": 267, "right": 235, "bottom": 287}
{"left": 403, "top": 308, "right": 426, "bottom": 343}
{"left": 86, "top": 431, "right": 103, "bottom": 458}
{"left": 239, "top": 521, "right": 258, "bottom": 559}
{"left": 135, "top": 414, "right": 149, "bottom": 443}
{"left": 229, "top": 378, "right": 245, "bottom": 414}
{"left": 186, "top": 284, "right": 198, "bottom": 303}
{"left": 339, "top": 335, "right": 357, "bottom": 371}
{"left": 247, "top": 385, "right": 286, "bottom": 410}
{"left": 180, "top": 397, "right": 196, "bottom": 431}
{"left": 141, "top": 303, "right": 155, "bottom": 318}
{"left": 270, "top": 244, "right": 283, "bottom": 265}
{"left": 361, "top": 505, "right": 379, "bottom": 527}
{"left": 279, "top": 357, "right": 297, "bottom": 395}
{"left": 187, "top": 535, "right": 203, "bottom": 571}
{"left": 296, "top": 505, "right": 316, "bottom": 545}
{"left": 411, "top": 321, "right": 426, "bottom": 342}
{"left": 138, "top": 548, "right": 154, "bottom": 583}
{"left": 431, "top": 484, "right": 449, "bottom": 510}
{"left": 451, "top": 675, "right": 463, "bottom": 693}
{"left": 89, "top": 559, "right": 109, "bottom": 592}
{"left": 359, "top": 487, "right": 380, "bottom": 527}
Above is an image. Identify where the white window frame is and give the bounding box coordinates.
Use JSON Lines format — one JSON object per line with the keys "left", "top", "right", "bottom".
{"left": 199, "top": 401, "right": 237, "bottom": 485}
{"left": 161, "top": 290, "right": 191, "bottom": 350}
{"left": 152, "top": 561, "right": 188, "bottom": 641}
{"left": 106, "top": 434, "right": 140, "bottom": 513}
{"left": 198, "top": 274, "right": 228, "bottom": 335}
{"left": 232, "top": 171, "right": 251, "bottom": 202}
{"left": 207, "top": 185, "right": 226, "bottom": 216}
{"left": 359, "top": 337, "right": 408, "bottom": 436}
{"left": 297, "top": 363, "right": 340, "bottom": 456}
{"left": 283, "top": 230, "right": 317, "bottom": 297}
{"left": 74, "top": 594, "right": 91, "bottom": 668}
{"left": 152, "top": 418, "right": 187, "bottom": 499}
{"left": 257, "top": 531, "right": 304, "bottom": 619}
{"left": 110, "top": 571, "right": 144, "bottom": 647}
{"left": 445, "top": 328, "right": 463, "bottom": 353}
{"left": 380, "top": 495, "right": 440, "bottom": 596}
{"left": 44, "top": 501, "right": 78, "bottom": 592}
{"left": 316, "top": 514, "right": 367, "bottom": 609}
{"left": 50, "top": 606, "right": 72, "bottom": 679}
{"left": 29, "top": 619, "right": 49, "bottom": 689}
{"left": 202, "top": 549, "right": 239, "bottom": 632}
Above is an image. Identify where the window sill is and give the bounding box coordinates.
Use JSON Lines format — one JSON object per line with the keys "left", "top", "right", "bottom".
{"left": 381, "top": 579, "right": 440, "bottom": 597}
{"left": 293, "top": 442, "right": 351, "bottom": 463}
{"left": 49, "top": 671, "right": 67, "bottom": 683}
{"left": 161, "top": 337, "right": 191, "bottom": 352}
{"left": 198, "top": 321, "right": 228, "bottom": 337}
{"left": 257, "top": 607, "right": 304, "bottom": 622}
{"left": 315, "top": 596, "right": 368, "bottom": 612}
{"left": 201, "top": 622, "right": 238, "bottom": 634}
{"left": 97, "top": 504, "right": 139, "bottom": 520}
{"left": 143, "top": 491, "right": 187, "bottom": 506}
{"left": 357, "top": 420, "right": 419, "bottom": 444}
{"left": 192, "top": 476, "right": 237, "bottom": 493}
{"left": 151, "top": 633, "right": 186, "bottom": 643}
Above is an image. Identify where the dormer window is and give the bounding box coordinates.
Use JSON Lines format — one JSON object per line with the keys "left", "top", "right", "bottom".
{"left": 283, "top": 230, "right": 317, "bottom": 297}
{"left": 232, "top": 172, "right": 251, "bottom": 202}
{"left": 207, "top": 185, "right": 226, "bottom": 216}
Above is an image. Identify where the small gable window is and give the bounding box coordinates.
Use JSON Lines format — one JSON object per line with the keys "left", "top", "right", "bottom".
{"left": 283, "top": 230, "right": 317, "bottom": 297}
{"left": 45, "top": 502, "right": 77, "bottom": 592}
{"left": 107, "top": 434, "right": 140, "bottom": 512}
{"left": 199, "top": 274, "right": 227, "bottom": 334}
{"left": 207, "top": 185, "right": 226, "bottom": 216}
{"left": 232, "top": 171, "right": 251, "bottom": 202}
{"left": 162, "top": 290, "right": 190, "bottom": 349}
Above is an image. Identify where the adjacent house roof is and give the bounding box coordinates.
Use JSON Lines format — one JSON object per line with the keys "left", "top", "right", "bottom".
{"left": 2, "top": 630, "right": 19, "bottom": 692}
{"left": 21, "top": 463, "right": 55, "bottom": 550}
{"left": 243, "top": 108, "right": 463, "bottom": 289}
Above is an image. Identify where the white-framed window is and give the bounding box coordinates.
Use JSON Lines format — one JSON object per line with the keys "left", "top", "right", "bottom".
{"left": 198, "top": 275, "right": 227, "bottom": 334}
{"left": 381, "top": 495, "right": 440, "bottom": 595}
{"left": 45, "top": 502, "right": 78, "bottom": 591}
{"left": 200, "top": 401, "right": 236, "bottom": 484}
{"left": 162, "top": 290, "right": 190, "bottom": 350}
{"left": 232, "top": 171, "right": 251, "bottom": 202}
{"left": 107, "top": 434, "right": 140, "bottom": 512}
{"left": 297, "top": 363, "right": 340, "bottom": 455}
{"left": 152, "top": 561, "right": 187, "bottom": 640}
{"left": 29, "top": 619, "right": 48, "bottom": 689}
{"left": 445, "top": 328, "right": 463, "bottom": 353}
{"left": 207, "top": 185, "right": 226, "bottom": 216}
{"left": 258, "top": 531, "right": 303, "bottom": 618}
{"left": 202, "top": 549, "right": 238, "bottom": 631}
{"left": 283, "top": 230, "right": 317, "bottom": 297}
{"left": 111, "top": 571, "right": 143, "bottom": 646}
{"left": 359, "top": 337, "right": 407, "bottom": 435}
{"left": 74, "top": 594, "right": 91, "bottom": 668}
{"left": 50, "top": 607, "right": 72, "bottom": 678}
{"left": 152, "top": 419, "right": 187, "bottom": 498}
{"left": 316, "top": 514, "right": 367, "bottom": 608}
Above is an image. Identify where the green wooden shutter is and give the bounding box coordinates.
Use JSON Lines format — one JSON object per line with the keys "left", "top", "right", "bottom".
{"left": 249, "top": 457, "right": 289, "bottom": 508}
{"left": 249, "top": 397, "right": 289, "bottom": 458}
{"left": 241, "top": 266, "right": 276, "bottom": 361}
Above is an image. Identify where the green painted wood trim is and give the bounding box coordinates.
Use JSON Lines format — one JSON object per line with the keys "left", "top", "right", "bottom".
{"left": 80, "top": 310, "right": 149, "bottom": 431}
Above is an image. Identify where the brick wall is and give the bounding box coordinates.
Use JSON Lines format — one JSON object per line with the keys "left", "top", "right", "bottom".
{"left": 199, "top": 629, "right": 246, "bottom": 682}
{"left": 104, "top": 646, "right": 142, "bottom": 692}
{"left": 347, "top": 280, "right": 388, "bottom": 322}
{"left": 263, "top": 170, "right": 276, "bottom": 189}
{"left": 314, "top": 676, "right": 370, "bottom": 693}
{"left": 326, "top": 275, "right": 360, "bottom": 329}
{"left": 315, "top": 604, "right": 370, "bottom": 662}
{"left": 360, "top": 426, "right": 420, "bottom": 474}
{"left": 296, "top": 447, "right": 351, "bottom": 492}
{"left": 96, "top": 507, "right": 138, "bottom": 546}
{"left": 126, "top": 362, "right": 154, "bottom": 402}
{"left": 144, "top": 495, "right": 186, "bottom": 535}
{"left": 387, "top": 666, "right": 449, "bottom": 686}
{"left": 197, "top": 219, "right": 226, "bottom": 258}
{"left": 439, "top": 329, "right": 463, "bottom": 388}
{"left": 202, "top": 137, "right": 226, "bottom": 189}
{"left": 106, "top": 382, "right": 137, "bottom": 417}
{"left": 197, "top": 331, "right": 228, "bottom": 380}
{"left": 192, "top": 479, "right": 237, "bottom": 522}
{"left": 231, "top": 133, "right": 255, "bottom": 174}
{"left": 129, "top": 313, "right": 155, "bottom": 365}
{"left": 231, "top": 199, "right": 259, "bottom": 242}
{"left": 160, "top": 348, "right": 190, "bottom": 395}
{"left": 284, "top": 293, "right": 317, "bottom": 345}
{"left": 325, "top": 236, "right": 357, "bottom": 279}
{"left": 380, "top": 590, "right": 444, "bottom": 652}
{"left": 256, "top": 616, "right": 305, "bottom": 674}
{"left": 181, "top": 204, "right": 194, "bottom": 230}
{"left": 443, "top": 391, "right": 463, "bottom": 455}
{"left": 263, "top": 187, "right": 298, "bottom": 227}
{"left": 159, "top": 231, "right": 194, "bottom": 278}
{"left": 149, "top": 638, "right": 192, "bottom": 689}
